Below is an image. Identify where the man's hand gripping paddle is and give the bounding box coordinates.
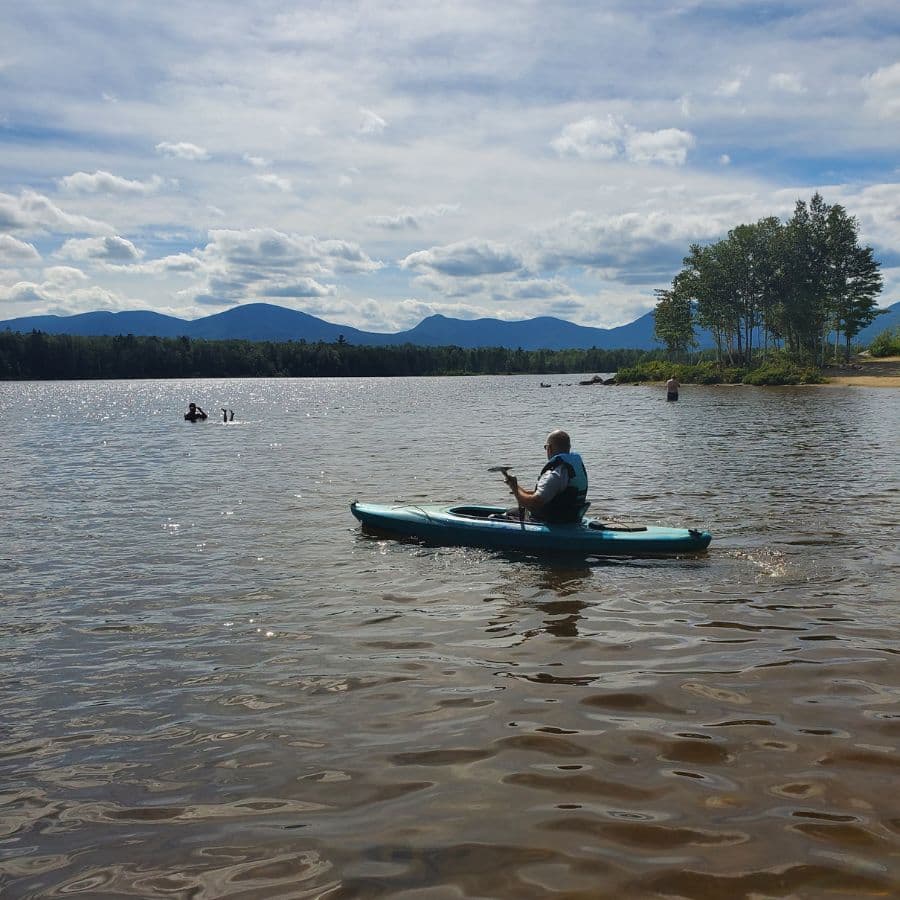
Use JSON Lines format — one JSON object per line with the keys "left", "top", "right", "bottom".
{"left": 487, "top": 466, "right": 525, "bottom": 524}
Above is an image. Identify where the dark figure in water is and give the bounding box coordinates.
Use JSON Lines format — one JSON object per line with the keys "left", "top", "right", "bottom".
{"left": 185, "top": 402, "right": 208, "bottom": 421}
{"left": 222, "top": 408, "right": 235, "bottom": 422}
{"left": 666, "top": 376, "right": 680, "bottom": 402}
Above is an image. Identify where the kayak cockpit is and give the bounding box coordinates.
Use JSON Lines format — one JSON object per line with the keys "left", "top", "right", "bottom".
{"left": 446, "top": 502, "right": 594, "bottom": 524}
{"left": 447, "top": 505, "right": 509, "bottom": 520}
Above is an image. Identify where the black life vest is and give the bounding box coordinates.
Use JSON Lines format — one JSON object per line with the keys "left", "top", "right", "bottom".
{"left": 535, "top": 452, "right": 588, "bottom": 523}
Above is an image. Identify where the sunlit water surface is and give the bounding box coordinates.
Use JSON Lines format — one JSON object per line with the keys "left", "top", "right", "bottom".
{"left": 1, "top": 376, "right": 898, "bottom": 899}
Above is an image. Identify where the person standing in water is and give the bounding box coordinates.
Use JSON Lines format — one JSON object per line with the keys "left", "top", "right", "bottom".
{"left": 184, "top": 402, "right": 208, "bottom": 421}
{"left": 666, "top": 376, "right": 680, "bottom": 402}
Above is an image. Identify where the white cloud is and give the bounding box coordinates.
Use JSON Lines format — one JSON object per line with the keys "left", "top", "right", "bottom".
{"left": 402, "top": 271, "right": 584, "bottom": 316}
{"left": 121, "top": 252, "right": 202, "bottom": 275}
{"left": 0, "top": 266, "right": 124, "bottom": 313}
{"left": 769, "top": 72, "right": 807, "bottom": 95}
{"left": 359, "top": 107, "right": 387, "bottom": 135}
{"left": 155, "top": 141, "right": 210, "bottom": 161}
{"left": 57, "top": 235, "right": 144, "bottom": 263}
{"left": 626, "top": 128, "right": 695, "bottom": 166}
{"left": 401, "top": 239, "right": 525, "bottom": 277}
{"left": 551, "top": 116, "right": 695, "bottom": 166}
{"left": 44, "top": 266, "right": 90, "bottom": 286}
{"left": 366, "top": 204, "right": 460, "bottom": 230}
{"left": 243, "top": 154, "right": 270, "bottom": 167}
{"left": 253, "top": 173, "right": 293, "bottom": 192}
{"left": 261, "top": 277, "right": 335, "bottom": 298}
{"left": 529, "top": 208, "right": 728, "bottom": 272}
{"left": 0, "top": 281, "right": 47, "bottom": 304}
{"left": 59, "top": 170, "right": 164, "bottom": 195}
{"left": 174, "top": 228, "right": 384, "bottom": 306}
{"left": 0, "top": 234, "right": 40, "bottom": 263}
{"left": 826, "top": 181, "right": 900, "bottom": 253}
{"left": 0, "top": 190, "right": 113, "bottom": 235}
{"left": 551, "top": 116, "right": 623, "bottom": 161}
{"left": 715, "top": 67, "right": 750, "bottom": 97}
{"left": 367, "top": 213, "right": 420, "bottom": 230}
{"left": 715, "top": 78, "right": 743, "bottom": 98}
{"left": 863, "top": 62, "right": 900, "bottom": 118}
{"left": 204, "top": 228, "right": 383, "bottom": 275}
{"left": 505, "top": 277, "right": 576, "bottom": 302}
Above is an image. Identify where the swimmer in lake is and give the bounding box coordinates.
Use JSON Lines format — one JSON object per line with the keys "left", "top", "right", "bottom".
{"left": 184, "top": 402, "right": 208, "bottom": 421}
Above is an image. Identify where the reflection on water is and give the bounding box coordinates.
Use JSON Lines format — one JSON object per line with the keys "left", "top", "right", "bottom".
{"left": 0, "top": 376, "right": 898, "bottom": 898}
{"left": 536, "top": 598, "right": 587, "bottom": 638}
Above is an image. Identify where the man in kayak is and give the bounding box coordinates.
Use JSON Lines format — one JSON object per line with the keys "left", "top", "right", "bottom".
{"left": 504, "top": 429, "right": 589, "bottom": 523}
{"left": 184, "top": 402, "right": 208, "bottom": 421}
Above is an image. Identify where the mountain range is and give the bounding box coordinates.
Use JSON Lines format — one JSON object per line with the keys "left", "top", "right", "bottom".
{"left": 1, "top": 301, "right": 897, "bottom": 351}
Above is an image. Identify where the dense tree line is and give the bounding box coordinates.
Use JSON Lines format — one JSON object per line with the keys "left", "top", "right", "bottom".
{"left": 0, "top": 330, "right": 651, "bottom": 380}
{"left": 654, "top": 193, "right": 883, "bottom": 365}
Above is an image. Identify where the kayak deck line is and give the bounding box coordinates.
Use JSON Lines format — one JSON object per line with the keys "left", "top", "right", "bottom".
{"left": 350, "top": 500, "right": 712, "bottom": 558}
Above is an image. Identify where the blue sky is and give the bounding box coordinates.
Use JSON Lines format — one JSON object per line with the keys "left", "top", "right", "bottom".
{"left": 1, "top": 0, "right": 899, "bottom": 332}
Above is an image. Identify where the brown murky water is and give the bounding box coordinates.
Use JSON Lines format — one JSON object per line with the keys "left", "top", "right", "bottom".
{"left": 1, "top": 376, "right": 898, "bottom": 898}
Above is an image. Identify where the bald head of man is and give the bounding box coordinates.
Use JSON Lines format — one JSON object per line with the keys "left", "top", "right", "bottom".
{"left": 544, "top": 429, "right": 571, "bottom": 457}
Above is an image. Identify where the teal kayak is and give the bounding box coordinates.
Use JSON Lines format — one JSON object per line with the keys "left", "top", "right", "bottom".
{"left": 350, "top": 501, "right": 712, "bottom": 557}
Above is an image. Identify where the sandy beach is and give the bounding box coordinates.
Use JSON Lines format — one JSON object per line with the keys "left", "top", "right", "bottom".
{"left": 821, "top": 355, "right": 900, "bottom": 387}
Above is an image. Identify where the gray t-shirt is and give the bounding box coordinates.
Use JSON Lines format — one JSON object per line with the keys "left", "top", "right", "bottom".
{"left": 533, "top": 464, "right": 569, "bottom": 505}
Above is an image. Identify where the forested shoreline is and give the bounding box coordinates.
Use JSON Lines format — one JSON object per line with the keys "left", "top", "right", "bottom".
{"left": 0, "top": 330, "right": 649, "bottom": 380}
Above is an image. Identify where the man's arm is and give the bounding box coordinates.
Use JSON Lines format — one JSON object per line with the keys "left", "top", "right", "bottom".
{"left": 506, "top": 469, "right": 565, "bottom": 512}
{"left": 506, "top": 475, "right": 541, "bottom": 511}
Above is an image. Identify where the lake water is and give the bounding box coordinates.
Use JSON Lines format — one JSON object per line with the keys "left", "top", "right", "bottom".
{"left": 1, "top": 376, "right": 898, "bottom": 899}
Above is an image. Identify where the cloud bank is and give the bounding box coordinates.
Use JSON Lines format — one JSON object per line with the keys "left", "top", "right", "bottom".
{"left": 0, "top": 1, "right": 898, "bottom": 331}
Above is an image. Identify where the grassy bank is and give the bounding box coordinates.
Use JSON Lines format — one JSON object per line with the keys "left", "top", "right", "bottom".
{"left": 614, "top": 359, "right": 826, "bottom": 386}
